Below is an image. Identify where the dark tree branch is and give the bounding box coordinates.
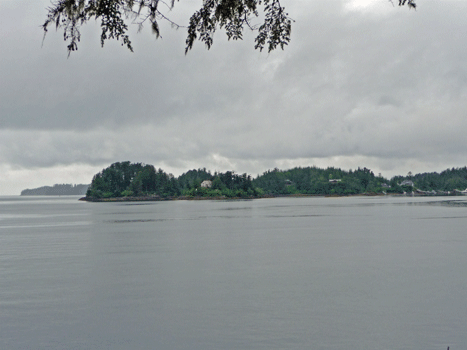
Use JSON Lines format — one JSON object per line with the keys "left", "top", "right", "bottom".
{"left": 42, "top": 0, "right": 416, "bottom": 56}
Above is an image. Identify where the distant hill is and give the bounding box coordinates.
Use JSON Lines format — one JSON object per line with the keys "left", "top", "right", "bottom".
{"left": 21, "top": 184, "right": 90, "bottom": 196}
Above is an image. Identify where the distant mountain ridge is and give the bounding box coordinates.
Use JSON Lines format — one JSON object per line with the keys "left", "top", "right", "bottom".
{"left": 21, "top": 184, "right": 90, "bottom": 196}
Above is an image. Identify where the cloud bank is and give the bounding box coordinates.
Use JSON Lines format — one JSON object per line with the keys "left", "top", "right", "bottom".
{"left": 1, "top": 0, "right": 467, "bottom": 194}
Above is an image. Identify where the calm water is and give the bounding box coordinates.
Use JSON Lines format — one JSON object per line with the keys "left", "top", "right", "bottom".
{"left": 1, "top": 195, "right": 466, "bottom": 350}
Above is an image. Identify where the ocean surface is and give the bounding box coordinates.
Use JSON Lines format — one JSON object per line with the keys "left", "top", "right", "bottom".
{"left": 1, "top": 195, "right": 466, "bottom": 350}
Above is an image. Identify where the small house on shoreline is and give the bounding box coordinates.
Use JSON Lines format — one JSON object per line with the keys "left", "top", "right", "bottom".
{"left": 201, "top": 180, "right": 212, "bottom": 188}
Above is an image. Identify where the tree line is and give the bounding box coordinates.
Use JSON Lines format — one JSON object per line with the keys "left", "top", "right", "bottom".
{"left": 21, "top": 184, "right": 90, "bottom": 196}
{"left": 252, "top": 166, "right": 386, "bottom": 196}
{"left": 85, "top": 162, "right": 467, "bottom": 199}
{"left": 392, "top": 167, "right": 467, "bottom": 193}
{"left": 86, "top": 161, "right": 260, "bottom": 198}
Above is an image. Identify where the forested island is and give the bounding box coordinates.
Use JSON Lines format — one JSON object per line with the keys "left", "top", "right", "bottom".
{"left": 81, "top": 161, "right": 467, "bottom": 201}
{"left": 21, "top": 184, "right": 90, "bottom": 196}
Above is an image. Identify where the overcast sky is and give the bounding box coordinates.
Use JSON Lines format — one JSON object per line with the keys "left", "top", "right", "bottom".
{"left": 1, "top": 0, "right": 467, "bottom": 195}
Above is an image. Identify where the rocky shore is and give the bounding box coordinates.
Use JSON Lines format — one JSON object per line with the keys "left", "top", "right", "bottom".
{"left": 79, "top": 194, "right": 271, "bottom": 202}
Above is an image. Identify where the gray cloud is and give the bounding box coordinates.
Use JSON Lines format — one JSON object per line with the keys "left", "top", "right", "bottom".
{"left": 1, "top": 0, "right": 467, "bottom": 194}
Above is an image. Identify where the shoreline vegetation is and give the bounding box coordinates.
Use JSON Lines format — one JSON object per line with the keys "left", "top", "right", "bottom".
{"left": 78, "top": 193, "right": 382, "bottom": 202}
{"left": 79, "top": 192, "right": 464, "bottom": 202}
{"left": 78, "top": 161, "right": 467, "bottom": 202}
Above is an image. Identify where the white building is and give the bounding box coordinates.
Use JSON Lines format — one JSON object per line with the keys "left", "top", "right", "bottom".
{"left": 201, "top": 180, "right": 212, "bottom": 188}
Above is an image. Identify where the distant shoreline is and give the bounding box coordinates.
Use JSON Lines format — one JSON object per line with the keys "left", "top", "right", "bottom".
{"left": 21, "top": 184, "right": 90, "bottom": 196}
{"left": 79, "top": 195, "right": 274, "bottom": 202}
{"left": 78, "top": 192, "right": 465, "bottom": 202}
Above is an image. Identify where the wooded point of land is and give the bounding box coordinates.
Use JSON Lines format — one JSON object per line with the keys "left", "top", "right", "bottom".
{"left": 83, "top": 162, "right": 467, "bottom": 199}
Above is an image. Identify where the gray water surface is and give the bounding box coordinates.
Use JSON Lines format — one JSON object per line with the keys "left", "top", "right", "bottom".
{"left": 1, "top": 196, "right": 466, "bottom": 350}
